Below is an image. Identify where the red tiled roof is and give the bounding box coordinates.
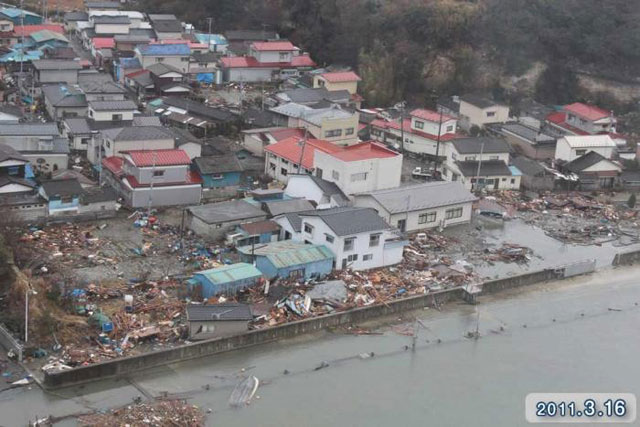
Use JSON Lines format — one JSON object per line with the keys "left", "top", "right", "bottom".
{"left": 320, "top": 71, "right": 361, "bottom": 83}
{"left": 125, "top": 69, "right": 148, "bottom": 78}
{"left": 372, "top": 118, "right": 461, "bottom": 142}
{"left": 269, "top": 127, "right": 306, "bottom": 141}
{"left": 265, "top": 137, "right": 399, "bottom": 169}
{"left": 410, "top": 108, "right": 454, "bottom": 123}
{"left": 123, "top": 149, "right": 192, "bottom": 167}
{"left": 239, "top": 220, "right": 280, "bottom": 235}
{"left": 92, "top": 37, "right": 115, "bottom": 49}
{"left": 102, "top": 156, "right": 124, "bottom": 176}
{"left": 125, "top": 170, "right": 202, "bottom": 188}
{"left": 546, "top": 112, "right": 590, "bottom": 135}
{"left": 220, "top": 54, "right": 315, "bottom": 69}
{"left": 564, "top": 102, "right": 611, "bottom": 121}
{"left": 13, "top": 24, "right": 63, "bottom": 37}
{"left": 251, "top": 41, "right": 296, "bottom": 51}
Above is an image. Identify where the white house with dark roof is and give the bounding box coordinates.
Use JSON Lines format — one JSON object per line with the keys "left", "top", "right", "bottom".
{"left": 284, "top": 174, "right": 349, "bottom": 209}
{"left": 353, "top": 181, "right": 477, "bottom": 232}
{"left": 563, "top": 151, "right": 621, "bottom": 190}
{"left": 88, "top": 100, "right": 137, "bottom": 122}
{"left": 41, "top": 84, "right": 88, "bottom": 119}
{"left": 554, "top": 135, "right": 616, "bottom": 162}
{"left": 458, "top": 94, "right": 510, "bottom": 131}
{"left": 274, "top": 206, "right": 407, "bottom": 271}
{"left": 32, "top": 59, "right": 82, "bottom": 85}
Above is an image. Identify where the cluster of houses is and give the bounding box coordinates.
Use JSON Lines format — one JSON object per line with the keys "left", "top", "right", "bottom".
{"left": 0, "top": 1, "right": 636, "bottom": 306}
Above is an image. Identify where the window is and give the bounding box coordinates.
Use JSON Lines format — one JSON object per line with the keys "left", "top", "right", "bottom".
{"left": 325, "top": 234, "right": 334, "bottom": 243}
{"left": 445, "top": 207, "right": 463, "bottom": 219}
{"left": 489, "top": 155, "right": 499, "bottom": 160}
{"left": 511, "top": 178, "right": 516, "bottom": 184}
{"left": 465, "top": 156, "right": 476, "bottom": 161}
{"left": 215, "top": 223, "right": 222, "bottom": 229}
{"left": 347, "top": 254, "right": 358, "bottom": 262}
{"left": 575, "top": 149, "right": 587, "bottom": 156}
{"left": 568, "top": 114, "right": 575, "bottom": 120}
{"left": 363, "top": 254, "right": 373, "bottom": 261}
{"left": 112, "top": 114, "right": 122, "bottom": 121}
{"left": 279, "top": 52, "right": 288, "bottom": 61}
{"left": 451, "top": 153, "right": 457, "bottom": 160}
{"left": 486, "top": 179, "right": 494, "bottom": 184}
{"left": 105, "top": 140, "right": 111, "bottom": 148}
{"left": 269, "top": 162, "right": 276, "bottom": 171}
{"left": 345, "top": 127, "right": 354, "bottom": 135}
{"left": 212, "top": 174, "right": 224, "bottom": 180}
{"left": 486, "top": 111, "right": 496, "bottom": 117}
{"left": 502, "top": 178, "right": 506, "bottom": 181}
{"left": 369, "top": 233, "right": 380, "bottom": 247}
{"left": 418, "top": 212, "right": 437, "bottom": 224}
{"left": 282, "top": 159, "right": 289, "bottom": 165}
{"left": 281, "top": 168, "right": 288, "bottom": 176}
{"left": 153, "top": 170, "right": 164, "bottom": 177}
{"left": 446, "top": 125, "right": 454, "bottom": 132}
{"left": 344, "top": 237, "right": 355, "bottom": 251}
{"left": 181, "top": 57, "right": 189, "bottom": 62}
{"left": 325, "top": 129, "right": 343, "bottom": 138}
{"left": 332, "top": 170, "right": 340, "bottom": 180}
{"left": 156, "top": 57, "right": 165, "bottom": 62}
{"left": 316, "top": 168, "right": 323, "bottom": 179}
{"left": 350, "top": 172, "right": 367, "bottom": 182}
{"left": 304, "top": 223, "right": 314, "bottom": 234}
{"left": 415, "top": 120, "right": 424, "bottom": 129}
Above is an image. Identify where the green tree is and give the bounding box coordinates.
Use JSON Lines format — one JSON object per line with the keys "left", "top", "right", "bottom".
{"left": 535, "top": 64, "right": 580, "bottom": 105}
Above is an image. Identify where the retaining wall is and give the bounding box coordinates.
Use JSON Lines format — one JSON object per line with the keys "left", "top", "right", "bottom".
{"left": 612, "top": 249, "right": 640, "bottom": 266}
{"left": 0, "top": 323, "right": 23, "bottom": 361}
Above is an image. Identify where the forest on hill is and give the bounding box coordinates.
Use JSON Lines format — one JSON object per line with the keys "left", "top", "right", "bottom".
{"left": 141, "top": 0, "right": 640, "bottom": 110}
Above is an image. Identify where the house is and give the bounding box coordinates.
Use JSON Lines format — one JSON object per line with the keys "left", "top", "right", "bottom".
{"left": 155, "top": 96, "right": 238, "bottom": 137}
{"left": 227, "top": 219, "right": 280, "bottom": 247}
{"left": 0, "top": 144, "right": 34, "bottom": 195}
{"left": 187, "top": 263, "right": 263, "bottom": 298}
{"left": 185, "top": 303, "right": 252, "bottom": 340}
{"left": 546, "top": 102, "right": 616, "bottom": 136}
{"left": 32, "top": 60, "right": 82, "bottom": 85}
{"left": 273, "top": 87, "right": 352, "bottom": 107}
{"left": 510, "top": 156, "right": 555, "bottom": 191}
{"left": 146, "top": 63, "right": 189, "bottom": 95}
{"left": 77, "top": 72, "right": 126, "bottom": 101}
{"left": 237, "top": 240, "right": 334, "bottom": 280}
{"left": 219, "top": 40, "right": 315, "bottom": 82}
{"left": 312, "top": 71, "right": 361, "bottom": 95}
{"left": 265, "top": 137, "right": 402, "bottom": 195}
{"left": 88, "top": 100, "right": 137, "bottom": 123}
{"left": 101, "top": 148, "right": 201, "bottom": 208}
{"left": 262, "top": 198, "right": 315, "bottom": 217}
{"left": 284, "top": 174, "right": 349, "bottom": 208}
{"left": 187, "top": 199, "right": 268, "bottom": 240}
{"left": 89, "top": 126, "right": 175, "bottom": 165}
{"left": 38, "top": 178, "right": 85, "bottom": 217}
{"left": 241, "top": 127, "right": 305, "bottom": 156}
{"left": 499, "top": 123, "right": 556, "bottom": 160}
{"left": 0, "top": 123, "right": 68, "bottom": 173}
{"left": 270, "top": 103, "right": 359, "bottom": 145}
{"left": 85, "top": 1, "right": 122, "bottom": 12}
{"left": 443, "top": 137, "right": 520, "bottom": 191}
{"left": 0, "top": 105, "right": 23, "bottom": 124}
{"left": 458, "top": 95, "right": 510, "bottom": 131}
{"left": 515, "top": 98, "right": 554, "bottom": 130}
{"left": 41, "top": 84, "right": 88, "bottom": 119}
{"left": 275, "top": 207, "right": 406, "bottom": 271}
{"left": 554, "top": 135, "right": 616, "bottom": 162}
{"left": 150, "top": 16, "right": 183, "bottom": 40}
{"left": 224, "top": 29, "right": 279, "bottom": 55}
{"left": 352, "top": 181, "right": 477, "bottom": 233}
{"left": 114, "top": 34, "right": 152, "bottom": 53}
{"left": 135, "top": 43, "right": 191, "bottom": 73}
{"left": 0, "top": 8, "right": 42, "bottom": 25}
{"left": 563, "top": 151, "right": 621, "bottom": 190}
{"left": 194, "top": 33, "right": 228, "bottom": 53}
{"left": 91, "top": 15, "right": 130, "bottom": 35}
{"left": 192, "top": 154, "right": 248, "bottom": 199}
{"left": 63, "top": 11, "right": 88, "bottom": 33}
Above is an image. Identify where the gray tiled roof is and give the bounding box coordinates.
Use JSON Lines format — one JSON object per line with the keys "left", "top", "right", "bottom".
{"left": 64, "top": 117, "right": 91, "bottom": 134}
{"left": 565, "top": 151, "right": 614, "bottom": 173}
{"left": 501, "top": 123, "right": 555, "bottom": 145}
{"left": 33, "top": 60, "right": 82, "bottom": 71}
{"left": 132, "top": 115, "right": 162, "bottom": 127}
{"left": 0, "top": 123, "right": 59, "bottom": 136}
{"left": 102, "top": 126, "right": 173, "bottom": 142}
{"left": 41, "top": 84, "right": 87, "bottom": 107}
{"left": 64, "top": 11, "right": 88, "bottom": 21}
{"left": 153, "top": 20, "right": 182, "bottom": 33}
{"left": 148, "top": 14, "right": 177, "bottom": 21}
{"left": 357, "top": 181, "right": 477, "bottom": 214}
{"left": 455, "top": 160, "right": 513, "bottom": 177}
{"left": 451, "top": 137, "right": 510, "bottom": 154}
{"left": 460, "top": 94, "right": 501, "bottom": 109}
{"left": 186, "top": 303, "right": 252, "bottom": 321}
{"left": 146, "top": 62, "right": 182, "bottom": 76}
{"left": 78, "top": 75, "right": 126, "bottom": 94}
{"left": 41, "top": 178, "right": 83, "bottom": 197}
{"left": 298, "top": 207, "right": 391, "bottom": 236}
{"left": 225, "top": 30, "right": 278, "bottom": 41}
{"left": 511, "top": 156, "right": 546, "bottom": 177}
{"left": 92, "top": 15, "right": 130, "bottom": 24}
{"left": 89, "top": 100, "right": 137, "bottom": 111}
{"left": 194, "top": 154, "right": 243, "bottom": 174}
{"left": 188, "top": 200, "right": 266, "bottom": 224}
{"left": 0, "top": 144, "right": 27, "bottom": 163}
{"left": 264, "top": 199, "right": 314, "bottom": 217}
{"left": 307, "top": 174, "right": 348, "bottom": 205}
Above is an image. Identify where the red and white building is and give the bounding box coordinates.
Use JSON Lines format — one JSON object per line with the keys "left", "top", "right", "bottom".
{"left": 264, "top": 137, "right": 402, "bottom": 195}
{"left": 545, "top": 102, "right": 623, "bottom": 143}
{"left": 102, "top": 149, "right": 202, "bottom": 208}
{"left": 219, "top": 40, "right": 315, "bottom": 83}
{"left": 370, "top": 108, "right": 462, "bottom": 158}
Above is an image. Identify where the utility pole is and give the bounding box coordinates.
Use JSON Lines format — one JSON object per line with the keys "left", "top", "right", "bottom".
{"left": 297, "top": 110, "right": 308, "bottom": 174}
{"left": 147, "top": 151, "right": 157, "bottom": 217}
{"left": 93, "top": 131, "right": 101, "bottom": 185}
{"left": 206, "top": 17, "right": 213, "bottom": 52}
{"left": 434, "top": 109, "right": 443, "bottom": 175}
{"left": 397, "top": 101, "right": 406, "bottom": 152}
{"left": 18, "top": 0, "right": 24, "bottom": 104}
{"left": 25, "top": 287, "right": 37, "bottom": 343}
{"left": 474, "top": 139, "right": 485, "bottom": 194}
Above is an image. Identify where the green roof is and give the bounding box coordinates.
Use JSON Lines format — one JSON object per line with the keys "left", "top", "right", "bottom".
{"left": 30, "top": 30, "right": 68, "bottom": 43}
{"left": 195, "top": 263, "right": 262, "bottom": 284}
{"left": 238, "top": 241, "right": 334, "bottom": 269}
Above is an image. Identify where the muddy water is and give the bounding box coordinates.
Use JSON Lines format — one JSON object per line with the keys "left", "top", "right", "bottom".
{"left": 3, "top": 267, "right": 640, "bottom": 426}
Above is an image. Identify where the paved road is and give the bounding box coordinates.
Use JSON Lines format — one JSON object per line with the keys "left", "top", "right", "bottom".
{"left": 2, "top": 265, "right": 640, "bottom": 425}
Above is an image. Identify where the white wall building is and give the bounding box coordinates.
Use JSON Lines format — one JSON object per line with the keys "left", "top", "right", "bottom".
{"left": 554, "top": 135, "right": 616, "bottom": 162}
{"left": 458, "top": 95, "right": 510, "bottom": 131}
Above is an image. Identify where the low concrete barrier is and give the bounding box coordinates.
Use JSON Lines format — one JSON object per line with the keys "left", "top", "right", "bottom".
{"left": 0, "top": 323, "right": 23, "bottom": 361}
{"left": 612, "top": 249, "right": 640, "bottom": 266}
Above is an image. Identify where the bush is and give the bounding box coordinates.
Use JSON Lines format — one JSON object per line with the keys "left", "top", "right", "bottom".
{"left": 628, "top": 193, "right": 636, "bottom": 208}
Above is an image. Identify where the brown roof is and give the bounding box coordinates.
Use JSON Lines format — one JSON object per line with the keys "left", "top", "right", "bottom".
{"left": 239, "top": 220, "right": 280, "bottom": 235}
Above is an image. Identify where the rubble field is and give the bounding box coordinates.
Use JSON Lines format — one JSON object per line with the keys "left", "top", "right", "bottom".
{"left": 76, "top": 399, "right": 205, "bottom": 427}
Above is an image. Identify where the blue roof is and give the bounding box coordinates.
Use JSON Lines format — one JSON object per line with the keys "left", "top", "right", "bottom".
{"left": 0, "top": 49, "right": 42, "bottom": 63}
{"left": 0, "top": 8, "right": 40, "bottom": 18}
{"left": 509, "top": 165, "right": 523, "bottom": 176}
{"left": 120, "top": 57, "right": 141, "bottom": 68}
{"left": 194, "top": 263, "right": 262, "bottom": 285}
{"left": 137, "top": 43, "right": 190, "bottom": 56}
{"left": 195, "top": 33, "right": 228, "bottom": 45}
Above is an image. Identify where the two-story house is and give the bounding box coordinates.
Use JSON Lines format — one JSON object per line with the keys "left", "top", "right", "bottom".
{"left": 102, "top": 148, "right": 201, "bottom": 208}
{"left": 444, "top": 137, "right": 520, "bottom": 191}
{"left": 219, "top": 40, "right": 315, "bottom": 82}
{"left": 271, "top": 103, "right": 360, "bottom": 146}
{"left": 134, "top": 43, "right": 191, "bottom": 73}
{"left": 91, "top": 15, "right": 130, "bottom": 35}
{"left": 78, "top": 72, "right": 127, "bottom": 101}
{"left": 312, "top": 71, "right": 361, "bottom": 95}
{"left": 32, "top": 59, "right": 82, "bottom": 85}
{"left": 275, "top": 207, "right": 406, "bottom": 271}
{"left": 90, "top": 126, "right": 175, "bottom": 165}
{"left": 41, "top": 84, "right": 88, "bottom": 120}
{"left": 87, "top": 100, "right": 137, "bottom": 123}
{"left": 458, "top": 95, "right": 510, "bottom": 131}
{"left": 554, "top": 135, "right": 616, "bottom": 162}
{"left": 546, "top": 102, "right": 616, "bottom": 136}
{"left": 0, "top": 123, "right": 69, "bottom": 173}
{"left": 265, "top": 136, "right": 402, "bottom": 194}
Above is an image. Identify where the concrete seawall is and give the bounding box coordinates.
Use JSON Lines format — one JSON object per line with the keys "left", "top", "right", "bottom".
{"left": 612, "top": 248, "right": 640, "bottom": 266}
{"left": 42, "top": 264, "right": 590, "bottom": 389}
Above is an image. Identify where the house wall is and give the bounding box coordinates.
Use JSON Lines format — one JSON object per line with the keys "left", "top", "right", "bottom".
{"left": 155, "top": 31, "right": 182, "bottom": 40}
{"left": 447, "top": 149, "right": 510, "bottom": 167}
{"left": 124, "top": 163, "right": 189, "bottom": 185}
{"left": 252, "top": 50, "right": 292, "bottom": 63}
{"left": 123, "top": 182, "right": 201, "bottom": 208}
{"left": 226, "top": 67, "right": 274, "bottom": 83}
{"left": 502, "top": 132, "right": 556, "bottom": 161}
{"left": 189, "top": 275, "right": 261, "bottom": 298}
{"left": 200, "top": 171, "right": 242, "bottom": 188}
{"left": 23, "top": 153, "right": 68, "bottom": 172}
{"left": 47, "top": 196, "right": 80, "bottom": 215}
{"left": 314, "top": 150, "right": 402, "bottom": 195}
{"left": 410, "top": 117, "right": 457, "bottom": 137}
{"left": 565, "top": 114, "right": 613, "bottom": 134}
{"left": 264, "top": 151, "right": 312, "bottom": 184}
{"left": 187, "top": 212, "right": 268, "bottom": 240}
{"left": 94, "top": 23, "right": 129, "bottom": 35}
{"left": 47, "top": 103, "right": 87, "bottom": 120}
{"left": 178, "top": 142, "right": 202, "bottom": 160}
{"left": 458, "top": 101, "right": 509, "bottom": 130}
{"left": 37, "top": 69, "right": 78, "bottom": 84}
{"left": 316, "top": 115, "right": 359, "bottom": 146}
{"left": 402, "top": 132, "right": 451, "bottom": 157}
{"left": 278, "top": 215, "right": 406, "bottom": 271}
{"left": 241, "top": 133, "right": 266, "bottom": 156}
{"left": 254, "top": 256, "right": 333, "bottom": 280}
{"left": 554, "top": 138, "right": 615, "bottom": 162}
{"left": 85, "top": 93, "right": 126, "bottom": 102}
{"left": 89, "top": 108, "right": 135, "bottom": 122}
{"left": 313, "top": 77, "right": 358, "bottom": 95}
{"left": 138, "top": 55, "right": 190, "bottom": 73}
{"left": 284, "top": 175, "right": 329, "bottom": 207}
{"left": 188, "top": 320, "right": 247, "bottom": 339}
{"left": 458, "top": 174, "right": 521, "bottom": 191}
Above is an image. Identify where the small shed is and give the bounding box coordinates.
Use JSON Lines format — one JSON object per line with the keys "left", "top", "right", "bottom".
{"left": 187, "top": 263, "right": 263, "bottom": 298}
{"left": 238, "top": 240, "right": 334, "bottom": 280}
{"left": 186, "top": 303, "right": 252, "bottom": 340}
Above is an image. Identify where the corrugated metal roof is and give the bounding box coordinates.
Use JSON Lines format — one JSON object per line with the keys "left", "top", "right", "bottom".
{"left": 186, "top": 303, "right": 252, "bottom": 321}
{"left": 125, "top": 149, "right": 191, "bottom": 167}
{"left": 89, "top": 100, "right": 137, "bottom": 111}
{"left": 238, "top": 241, "right": 334, "bottom": 269}
{"left": 195, "top": 263, "right": 262, "bottom": 285}
{"left": 561, "top": 135, "right": 616, "bottom": 148}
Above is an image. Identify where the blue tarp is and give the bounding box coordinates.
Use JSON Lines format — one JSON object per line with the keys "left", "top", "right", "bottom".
{"left": 196, "top": 73, "right": 214, "bottom": 84}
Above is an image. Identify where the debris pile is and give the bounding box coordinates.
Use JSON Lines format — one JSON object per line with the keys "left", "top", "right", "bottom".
{"left": 482, "top": 243, "right": 532, "bottom": 264}
{"left": 77, "top": 400, "right": 204, "bottom": 427}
